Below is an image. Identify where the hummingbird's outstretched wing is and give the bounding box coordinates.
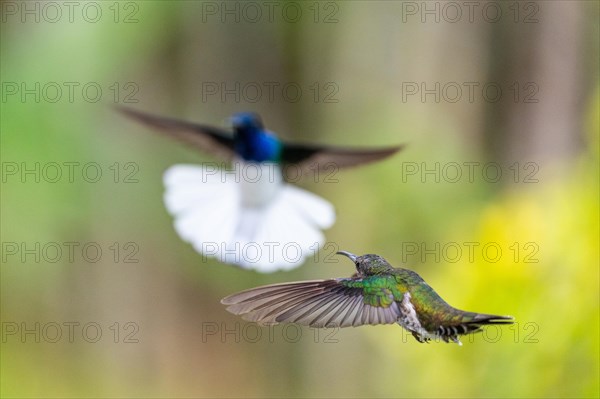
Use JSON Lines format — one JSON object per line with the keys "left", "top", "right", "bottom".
{"left": 116, "top": 106, "right": 235, "bottom": 161}
{"left": 221, "top": 278, "right": 402, "bottom": 328}
{"left": 280, "top": 143, "right": 404, "bottom": 180}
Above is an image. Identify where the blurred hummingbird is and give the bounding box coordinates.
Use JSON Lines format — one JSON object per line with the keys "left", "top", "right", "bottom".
{"left": 117, "top": 108, "right": 403, "bottom": 272}
{"left": 222, "top": 251, "right": 514, "bottom": 344}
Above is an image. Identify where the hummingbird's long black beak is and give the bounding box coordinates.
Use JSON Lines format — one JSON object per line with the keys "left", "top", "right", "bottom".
{"left": 336, "top": 251, "right": 358, "bottom": 262}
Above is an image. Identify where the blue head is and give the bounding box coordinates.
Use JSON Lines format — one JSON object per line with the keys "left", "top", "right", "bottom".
{"left": 231, "top": 112, "right": 282, "bottom": 163}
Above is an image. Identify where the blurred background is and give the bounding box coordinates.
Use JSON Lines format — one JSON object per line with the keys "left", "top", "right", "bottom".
{"left": 1, "top": 1, "right": 598, "bottom": 398}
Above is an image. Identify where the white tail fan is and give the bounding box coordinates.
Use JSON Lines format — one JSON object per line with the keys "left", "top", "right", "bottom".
{"left": 163, "top": 163, "right": 336, "bottom": 272}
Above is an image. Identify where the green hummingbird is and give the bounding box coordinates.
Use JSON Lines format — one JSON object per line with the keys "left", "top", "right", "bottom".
{"left": 221, "top": 251, "right": 514, "bottom": 345}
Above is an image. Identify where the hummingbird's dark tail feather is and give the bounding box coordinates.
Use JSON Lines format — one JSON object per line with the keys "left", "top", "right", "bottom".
{"left": 457, "top": 314, "right": 514, "bottom": 334}
{"left": 469, "top": 314, "right": 514, "bottom": 325}
{"left": 433, "top": 314, "right": 514, "bottom": 344}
